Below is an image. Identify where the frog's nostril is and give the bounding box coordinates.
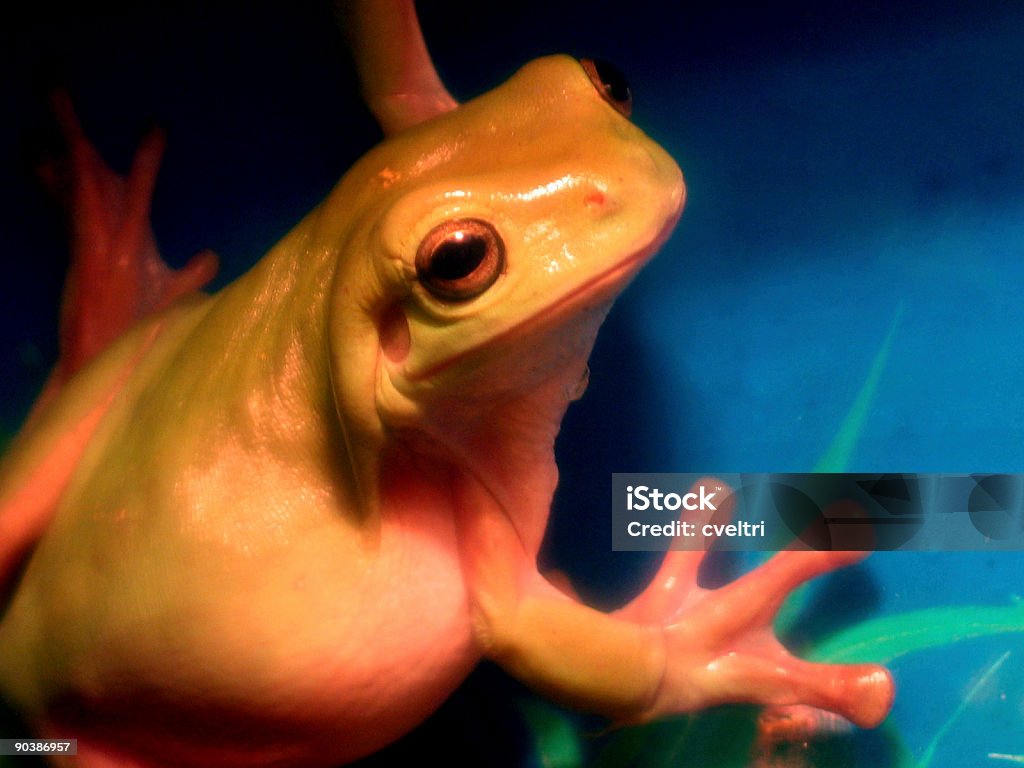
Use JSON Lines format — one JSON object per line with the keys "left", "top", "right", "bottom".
{"left": 582, "top": 188, "right": 621, "bottom": 218}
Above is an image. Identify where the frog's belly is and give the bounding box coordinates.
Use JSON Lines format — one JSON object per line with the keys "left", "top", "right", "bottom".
{"left": 0, "top": 507, "right": 478, "bottom": 767}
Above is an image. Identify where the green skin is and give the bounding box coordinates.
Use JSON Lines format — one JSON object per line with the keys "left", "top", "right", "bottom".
{"left": 0, "top": 55, "right": 891, "bottom": 768}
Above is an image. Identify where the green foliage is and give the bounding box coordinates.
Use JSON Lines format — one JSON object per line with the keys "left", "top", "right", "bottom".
{"left": 589, "top": 709, "right": 758, "bottom": 768}
{"left": 815, "top": 305, "right": 901, "bottom": 473}
{"left": 517, "top": 699, "right": 583, "bottom": 768}
{"left": 809, "top": 601, "right": 1024, "bottom": 664}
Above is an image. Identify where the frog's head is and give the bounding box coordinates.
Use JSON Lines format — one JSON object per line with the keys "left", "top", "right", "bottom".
{"left": 323, "top": 54, "right": 682, "bottom": 519}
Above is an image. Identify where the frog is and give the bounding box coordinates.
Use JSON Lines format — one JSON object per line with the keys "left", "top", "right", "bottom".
{"left": 0, "top": 2, "right": 894, "bottom": 766}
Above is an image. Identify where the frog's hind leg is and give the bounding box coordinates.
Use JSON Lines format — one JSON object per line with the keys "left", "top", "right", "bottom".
{"left": 37, "top": 91, "right": 218, "bottom": 403}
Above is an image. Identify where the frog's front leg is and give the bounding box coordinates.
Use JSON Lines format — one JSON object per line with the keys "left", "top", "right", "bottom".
{"left": 455, "top": 478, "right": 894, "bottom": 728}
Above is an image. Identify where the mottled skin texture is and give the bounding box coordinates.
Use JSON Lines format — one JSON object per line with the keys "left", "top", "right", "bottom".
{"left": 0, "top": 46, "right": 893, "bottom": 768}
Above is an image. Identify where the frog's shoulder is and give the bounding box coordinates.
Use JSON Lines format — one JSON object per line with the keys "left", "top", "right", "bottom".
{"left": 0, "top": 294, "right": 210, "bottom": 595}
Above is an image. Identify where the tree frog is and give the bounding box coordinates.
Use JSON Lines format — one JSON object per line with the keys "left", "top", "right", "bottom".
{"left": 0, "top": 2, "right": 893, "bottom": 765}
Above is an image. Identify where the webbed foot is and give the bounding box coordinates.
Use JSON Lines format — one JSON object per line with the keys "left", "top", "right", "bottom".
{"left": 619, "top": 479, "right": 894, "bottom": 729}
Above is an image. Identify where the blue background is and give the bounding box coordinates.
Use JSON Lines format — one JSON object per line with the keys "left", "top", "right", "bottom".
{"left": 2, "top": 2, "right": 1023, "bottom": 766}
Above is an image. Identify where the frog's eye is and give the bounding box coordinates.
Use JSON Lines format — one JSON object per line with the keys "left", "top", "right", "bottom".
{"left": 580, "top": 58, "right": 632, "bottom": 118}
{"left": 415, "top": 218, "right": 506, "bottom": 302}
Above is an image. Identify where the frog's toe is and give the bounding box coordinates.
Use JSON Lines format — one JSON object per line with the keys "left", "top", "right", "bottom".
{"left": 617, "top": 477, "right": 734, "bottom": 624}
{"left": 690, "top": 550, "right": 868, "bottom": 636}
{"left": 688, "top": 642, "right": 894, "bottom": 728}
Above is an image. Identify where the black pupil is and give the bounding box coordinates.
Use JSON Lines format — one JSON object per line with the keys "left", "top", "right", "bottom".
{"left": 431, "top": 234, "right": 486, "bottom": 281}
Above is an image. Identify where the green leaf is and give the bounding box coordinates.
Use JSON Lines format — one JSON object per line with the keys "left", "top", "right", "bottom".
{"left": 809, "top": 603, "right": 1024, "bottom": 664}
{"left": 815, "top": 304, "right": 902, "bottom": 473}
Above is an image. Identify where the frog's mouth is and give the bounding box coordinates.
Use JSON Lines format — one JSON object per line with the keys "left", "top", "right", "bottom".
{"left": 408, "top": 214, "right": 678, "bottom": 384}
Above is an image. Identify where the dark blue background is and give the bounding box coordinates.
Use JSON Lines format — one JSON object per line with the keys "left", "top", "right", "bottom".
{"left": 3, "top": 2, "right": 1023, "bottom": 766}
